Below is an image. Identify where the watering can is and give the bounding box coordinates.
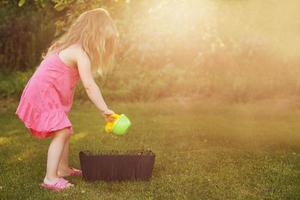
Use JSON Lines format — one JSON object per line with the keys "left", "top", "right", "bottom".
{"left": 105, "top": 114, "right": 131, "bottom": 135}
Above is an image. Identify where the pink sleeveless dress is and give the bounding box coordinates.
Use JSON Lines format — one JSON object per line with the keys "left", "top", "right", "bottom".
{"left": 15, "top": 52, "right": 80, "bottom": 138}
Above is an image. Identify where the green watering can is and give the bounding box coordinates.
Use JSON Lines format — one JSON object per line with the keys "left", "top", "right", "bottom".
{"left": 105, "top": 114, "right": 131, "bottom": 135}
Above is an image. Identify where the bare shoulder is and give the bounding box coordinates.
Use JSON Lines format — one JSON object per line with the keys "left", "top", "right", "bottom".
{"left": 73, "top": 45, "right": 91, "bottom": 68}
{"left": 72, "top": 45, "right": 90, "bottom": 64}
{"left": 59, "top": 44, "right": 90, "bottom": 68}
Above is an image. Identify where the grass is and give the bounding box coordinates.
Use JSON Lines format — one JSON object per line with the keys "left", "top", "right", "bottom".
{"left": 0, "top": 97, "right": 300, "bottom": 200}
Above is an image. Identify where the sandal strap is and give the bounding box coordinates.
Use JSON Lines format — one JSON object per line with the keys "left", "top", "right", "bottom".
{"left": 70, "top": 167, "right": 82, "bottom": 176}
{"left": 41, "top": 178, "right": 69, "bottom": 190}
{"left": 54, "top": 178, "right": 69, "bottom": 189}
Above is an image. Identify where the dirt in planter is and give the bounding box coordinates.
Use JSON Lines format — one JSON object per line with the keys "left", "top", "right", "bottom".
{"left": 82, "top": 149, "right": 155, "bottom": 156}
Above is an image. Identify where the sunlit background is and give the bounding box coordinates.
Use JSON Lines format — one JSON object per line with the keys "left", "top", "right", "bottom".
{"left": 1, "top": 0, "right": 300, "bottom": 102}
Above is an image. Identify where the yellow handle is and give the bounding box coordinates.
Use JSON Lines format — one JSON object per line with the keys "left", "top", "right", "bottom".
{"left": 104, "top": 114, "right": 120, "bottom": 133}
{"left": 109, "top": 114, "right": 120, "bottom": 119}
{"left": 105, "top": 122, "right": 113, "bottom": 133}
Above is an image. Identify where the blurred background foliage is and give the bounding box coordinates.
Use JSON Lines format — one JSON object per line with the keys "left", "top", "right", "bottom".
{"left": 0, "top": 0, "right": 300, "bottom": 102}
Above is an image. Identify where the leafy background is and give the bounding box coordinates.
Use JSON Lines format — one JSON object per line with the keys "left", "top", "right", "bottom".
{"left": 1, "top": 0, "right": 300, "bottom": 102}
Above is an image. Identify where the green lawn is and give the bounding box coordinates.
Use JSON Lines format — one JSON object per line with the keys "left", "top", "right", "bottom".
{"left": 0, "top": 98, "right": 300, "bottom": 200}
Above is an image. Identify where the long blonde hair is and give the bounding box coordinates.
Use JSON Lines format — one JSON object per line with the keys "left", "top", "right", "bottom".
{"left": 47, "top": 8, "right": 119, "bottom": 77}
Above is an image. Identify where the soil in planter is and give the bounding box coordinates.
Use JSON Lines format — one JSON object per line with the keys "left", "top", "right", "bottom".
{"left": 82, "top": 149, "right": 154, "bottom": 156}
{"left": 79, "top": 150, "right": 155, "bottom": 182}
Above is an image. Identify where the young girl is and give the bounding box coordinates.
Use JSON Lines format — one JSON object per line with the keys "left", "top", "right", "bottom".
{"left": 15, "top": 8, "right": 118, "bottom": 191}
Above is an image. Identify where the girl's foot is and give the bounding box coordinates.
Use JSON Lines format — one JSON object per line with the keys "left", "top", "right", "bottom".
{"left": 58, "top": 167, "right": 82, "bottom": 177}
{"left": 41, "top": 177, "right": 73, "bottom": 191}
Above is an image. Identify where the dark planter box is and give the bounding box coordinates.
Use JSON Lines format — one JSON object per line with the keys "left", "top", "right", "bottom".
{"left": 79, "top": 150, "right": 155, "bottom": 182}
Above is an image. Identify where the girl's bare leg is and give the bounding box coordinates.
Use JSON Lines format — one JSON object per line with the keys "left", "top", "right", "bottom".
{"left": 57, "top": 138, "right": 75, "bottom": 176}
{"left": 59, "top": 137, "right": 70, "bottom": 168}
{"left": 44, "top": 128, "right": 72, "bottom": 186}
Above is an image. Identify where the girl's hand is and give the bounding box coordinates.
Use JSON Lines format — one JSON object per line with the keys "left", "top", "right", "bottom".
{"left": 102, "top": 109, "right": 115, "bottom": 122}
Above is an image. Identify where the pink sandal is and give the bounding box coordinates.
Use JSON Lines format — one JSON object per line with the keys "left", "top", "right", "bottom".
{"left": 58, "top": 167, "right": 82, "bottom": 177}
{"left": 69, "top": 167, "right": 82, "bottom": 176}
{"left": 40, "top": 178, "right": 73, "bottom": 191}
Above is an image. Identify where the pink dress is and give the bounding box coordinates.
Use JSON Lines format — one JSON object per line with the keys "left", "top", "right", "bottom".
{"left": 16, "top": 52, "right": 80, "bottom": 138}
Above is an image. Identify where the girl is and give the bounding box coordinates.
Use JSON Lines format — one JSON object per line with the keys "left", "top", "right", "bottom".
{"left": 15, "top": 8, "right": 119, "bottom": 191}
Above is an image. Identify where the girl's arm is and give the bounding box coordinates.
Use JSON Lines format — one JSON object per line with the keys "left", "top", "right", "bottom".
{"left": 76, "top": 49, "right": 113, "bottom": 116}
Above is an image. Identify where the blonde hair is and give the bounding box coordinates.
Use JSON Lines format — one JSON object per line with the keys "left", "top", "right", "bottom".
{"left": 47, "top": 8, "right": 119, "bottom": 77}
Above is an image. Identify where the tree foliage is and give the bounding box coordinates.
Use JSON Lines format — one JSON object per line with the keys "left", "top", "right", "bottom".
{"left": 1, "top": 0, "right": 299, "bottom": 102}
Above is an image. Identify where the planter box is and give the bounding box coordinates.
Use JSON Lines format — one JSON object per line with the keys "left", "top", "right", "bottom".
{"left": 79, "top": 150, "right": 155, "bottom": 181}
